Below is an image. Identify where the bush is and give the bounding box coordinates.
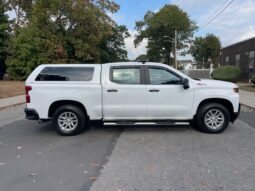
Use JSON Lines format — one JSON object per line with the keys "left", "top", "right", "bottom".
{"left": 212, "top": 66, "right": 241, "bottom": 82}
{"left": 251, "top": 75, "right": 255, "bottom": 85}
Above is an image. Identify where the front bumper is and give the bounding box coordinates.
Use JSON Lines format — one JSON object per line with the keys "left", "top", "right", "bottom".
{"left": 231, "top": 104, "right": 241, "bottom": 122}
{"left": 24, "top": 108, "right": 39, "bottom": 120}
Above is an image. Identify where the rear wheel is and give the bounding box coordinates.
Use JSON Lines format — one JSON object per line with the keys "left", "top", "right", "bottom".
{"left": 53, "top": 105, "right": 86, "bottom": 136}
{"left": 196, "top": 103, "right": 230, "bottom": 134}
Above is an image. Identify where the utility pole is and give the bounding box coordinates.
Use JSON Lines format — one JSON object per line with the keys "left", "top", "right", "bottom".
{"left": 163, "top": 30, "right": 177, "bottom": 69}
{"left": 174, "top": 30, "right": 177, "bottom": 69}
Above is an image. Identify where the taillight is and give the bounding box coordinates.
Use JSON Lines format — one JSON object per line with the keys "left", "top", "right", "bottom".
{"left": 25, "top": 86, "right": 32, "bottom": 103}
{"left": 233, "top": 88, "right": 239, "bottom": 93}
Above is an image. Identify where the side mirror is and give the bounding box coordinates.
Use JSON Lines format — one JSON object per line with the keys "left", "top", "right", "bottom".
{"left": 182, "top": 78, "right": 190, "bottom": 89}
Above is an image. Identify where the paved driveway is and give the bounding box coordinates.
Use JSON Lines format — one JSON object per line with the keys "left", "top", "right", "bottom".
{"left": 0, "top": 105, "right": 255, "bottom": 191}
{"left": 91, "top": 120, "right": 255, "bottom": 191}
{"left": 0, "top": 105, "right": 122, "bottom": 191}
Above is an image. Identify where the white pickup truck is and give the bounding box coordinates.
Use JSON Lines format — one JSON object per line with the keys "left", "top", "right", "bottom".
{"left": 25, "top": 62, "right": 240, "bottom": 136}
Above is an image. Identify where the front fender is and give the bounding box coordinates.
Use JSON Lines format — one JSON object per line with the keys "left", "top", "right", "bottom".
{"left": 191, "top": 88, "right": 239, "bottom": 116}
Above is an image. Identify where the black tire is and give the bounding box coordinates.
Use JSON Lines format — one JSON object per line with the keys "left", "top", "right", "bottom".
{"left": 53, "top": 105, "right": 86, "bottom": 136}
{"left": 196, "top": 103, "right": 230, "bottom": 134}
{"left": 189, "top": 118, "right": 199, "bottom": 130}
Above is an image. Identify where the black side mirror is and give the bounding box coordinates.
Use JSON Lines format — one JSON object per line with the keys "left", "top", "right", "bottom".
{"left": 182, "top": 78, "right": 190, "bottom": 89}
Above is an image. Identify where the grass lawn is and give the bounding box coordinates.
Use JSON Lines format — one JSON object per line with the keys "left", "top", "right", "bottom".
{"left": 239, "top": 84, "right": 255, "bottom": 92}
{"left": 0, "top": 81, "right": 25, "bottom": 99}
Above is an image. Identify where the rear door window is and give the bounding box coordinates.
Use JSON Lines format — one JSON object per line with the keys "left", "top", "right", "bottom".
{"left": 111, "top": 67, "right": 141, "bottom": 84}
{"left": 36, "top": 67, "right": 94, "bottom": 81}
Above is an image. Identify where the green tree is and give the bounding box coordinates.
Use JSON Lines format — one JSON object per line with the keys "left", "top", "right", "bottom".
{"left": 204, "top": 34, "right": 221, "bottom": 67}
{"left": 135, "top": 54, "right": 148, "bottom": 61}
{"left": 0, "top": 0, "right": 9, "bottom": 79}
{"left": 190, "top": 34, "right": 221, "bottom": 68}
{"left": 7, "top": 0, "right": 123, "bottom": 80}
{"left": 99, "top": 25, "right": 130, "bottom": 63}
{"left": 189, "top": 37, "right": 206, "bottom": 68}
{"left": 134, "top": 5, "right": 197, "bottom": 65}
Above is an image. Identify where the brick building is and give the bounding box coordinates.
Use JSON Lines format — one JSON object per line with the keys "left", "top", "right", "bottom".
{"left": 220, "top": 37, "right": 255, "bottom": 80}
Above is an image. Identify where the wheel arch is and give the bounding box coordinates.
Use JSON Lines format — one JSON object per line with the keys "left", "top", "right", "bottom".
{"left": 48, "top": 100, "right": 88, "bottom": 119}
{"left": 195, "top": 98, "right": 235, "bottom": 122}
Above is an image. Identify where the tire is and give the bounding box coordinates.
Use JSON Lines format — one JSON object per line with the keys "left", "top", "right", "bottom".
{"left": 53, "top": 105, "right": 86, "bottom": 136}
{"left": 189, "top": 118, "right": 199, "bottom": 130}
{"left": 196, "top": 103, "right": 230, "bottom": 134}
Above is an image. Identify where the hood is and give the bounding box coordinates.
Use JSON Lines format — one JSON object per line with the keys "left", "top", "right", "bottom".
{"left": 194, "top": 79, "right": 238, "bottom": 88}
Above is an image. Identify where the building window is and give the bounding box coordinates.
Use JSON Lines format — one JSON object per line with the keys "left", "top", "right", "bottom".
{"left": 225, "top": 56, "right": 229, "bottom": 65}
{"left": 249, "top": 51, "right": 254, "bottom": 69}
{"left": 235, "top": 54, "right": 240, "bottom": 67}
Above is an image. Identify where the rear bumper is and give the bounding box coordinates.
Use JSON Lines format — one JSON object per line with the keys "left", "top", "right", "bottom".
{"left": 24, "top": 108, "right": 39, "bottom": 120}
{"left": 231, "top": 104, "right": 241, "bottom": 122}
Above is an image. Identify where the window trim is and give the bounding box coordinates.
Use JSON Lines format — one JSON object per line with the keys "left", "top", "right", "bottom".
{"left": 109, "top": 65, "right": 146, "bottom": 85}
{"left": 145, "top": 66, "right": 183, "bottom": 85}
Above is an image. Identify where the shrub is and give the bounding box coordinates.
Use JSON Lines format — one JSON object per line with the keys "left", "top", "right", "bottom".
{"left": 251, "top": 75, "right": 255, "bottom": 85}
{"left": 212, "top": 66, "right": 241, "bottom": 82}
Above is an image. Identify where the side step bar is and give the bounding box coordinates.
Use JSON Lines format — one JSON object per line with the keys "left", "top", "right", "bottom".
{"left": 104, "top": 121, "right": 189, "bottom": 126}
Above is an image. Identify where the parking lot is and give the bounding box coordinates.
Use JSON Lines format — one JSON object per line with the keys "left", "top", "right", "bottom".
{"left": 1, "top": 104, "right": 255, "bottom": 191}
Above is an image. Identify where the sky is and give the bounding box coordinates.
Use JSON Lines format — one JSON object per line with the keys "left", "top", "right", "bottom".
{"left": 111, "top": 0, "right": 255, "bottom": 60}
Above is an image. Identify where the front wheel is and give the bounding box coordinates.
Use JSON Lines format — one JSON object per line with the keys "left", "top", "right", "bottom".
{"left": 196, "top": 103, "right": 230, "bottom": 134}
{"left": 53, "top": 105, "right": 86, "bottom": 136}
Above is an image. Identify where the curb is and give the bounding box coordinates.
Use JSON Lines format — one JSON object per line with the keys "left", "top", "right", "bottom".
{"left": 0, "top": 95, "right": 25, "bottom": 110}
{"left": 240, "top": 103, "right": 255, "bottom": 110}
{"left": 0, "top": 102, "right": 25, "bottom": 111}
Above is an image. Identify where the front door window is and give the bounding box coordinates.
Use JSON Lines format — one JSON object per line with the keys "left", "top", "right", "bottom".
{"left": 148, "top": 67, "right": 181, "bottom": 85}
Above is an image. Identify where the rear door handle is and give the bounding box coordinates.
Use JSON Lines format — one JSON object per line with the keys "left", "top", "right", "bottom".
{"left": 107, "top": 89, "right": 118, "bottom": 92}
{"left": 149, "top": 89, "right": 160, "bottom": 92}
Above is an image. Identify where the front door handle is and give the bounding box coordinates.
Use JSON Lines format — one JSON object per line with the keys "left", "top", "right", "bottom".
{"left": 149, "top": 89, "right": 160, "bottom": 92}
{"left": 107, "top": 89, "right": 118, "bottom": 92}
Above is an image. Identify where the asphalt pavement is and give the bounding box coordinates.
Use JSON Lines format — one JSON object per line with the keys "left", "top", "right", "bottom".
{"left": 0, "top": 105, "right": 122, "bottom": 191}
{"left": 0, "top": 104, "right": 255, "bottom": 191}
{"left": 239, "top": 105, "right": 255, "bottom": 128}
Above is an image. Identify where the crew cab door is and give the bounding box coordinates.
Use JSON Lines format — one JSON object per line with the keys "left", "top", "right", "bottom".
{"left": 102, "top": 65, "right": 146, "bottom": 120}
{"left": 145, "top": 66, "right": 193, "bottom": 119}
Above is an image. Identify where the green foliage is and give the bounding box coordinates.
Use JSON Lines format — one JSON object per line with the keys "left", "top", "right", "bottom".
{"left": 135, "top": 54, "right": 148, "bottom": 61}
{"left": 212, "top": 66, "right": 241, "bottom": 82}
{"left": 6, "top": 0, "right": 127, "bottom": 80}
{"left": 5, "top": 0, "right": 33, "bottom": 29}
{"left": 7, "top": 26, "right": 49, "bottom": 80}
{"left": 251, "top": 75, "right": 255, "bottom": 85}
{"left": 0, "top": 0, "right": 9, "bottom": 79}
{"left": 134, "top": 5, "right": 197, "bottom": 65}
{"left": 190, "top": 34, "right": 221, "bottom": 68}
{"left": 99, "top": 25, "right": 130, "bottom": 63}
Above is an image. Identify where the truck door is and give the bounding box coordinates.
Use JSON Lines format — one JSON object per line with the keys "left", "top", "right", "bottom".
{"left": 102, "top": 65, "right": 147, "bottom": 120}
{"left": 145, "top": 66, "right": 193, "bottom": 119}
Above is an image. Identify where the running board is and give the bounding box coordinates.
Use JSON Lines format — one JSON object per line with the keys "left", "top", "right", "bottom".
{"left": 104, "top": 121, "right": 189, "bottom": 126}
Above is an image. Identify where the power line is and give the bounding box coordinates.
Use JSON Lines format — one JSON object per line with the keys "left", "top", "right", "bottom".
{"left": 199, "top": 0, "right": 230, "bottom": 27}
{"left": 199, "top": 0, "right": 234, "bottom": 30}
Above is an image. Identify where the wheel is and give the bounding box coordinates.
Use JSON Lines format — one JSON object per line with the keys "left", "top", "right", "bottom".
{"left": 196, "top": 103, "right": 230, "bottom": 134}
{"left": 53, "top": 105, "right": 86, "bottom": 136}
{"left": 189, "top": 118, "right": 199, "bottom": 130}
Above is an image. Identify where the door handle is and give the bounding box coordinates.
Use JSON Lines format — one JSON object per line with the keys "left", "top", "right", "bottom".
{"left": 107, "top": 89, "right": 118, "bottom": 92}
{"left": 149, "top": 89, "right": 160, "bottom": 92}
